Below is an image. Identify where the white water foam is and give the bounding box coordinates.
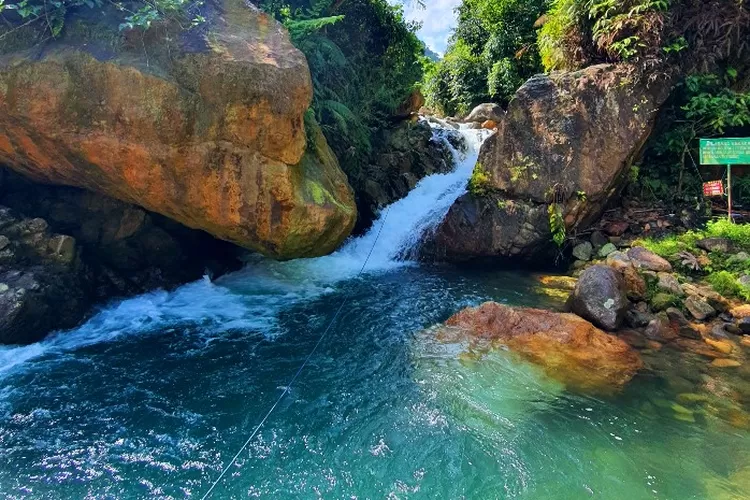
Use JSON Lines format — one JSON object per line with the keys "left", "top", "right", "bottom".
{"left": 0, "top": 122, "right": 490, "bottom": 374}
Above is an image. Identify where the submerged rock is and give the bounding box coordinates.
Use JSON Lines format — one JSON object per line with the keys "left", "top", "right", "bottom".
{"left": 436, "top": 302, "right": 642, "bottom": 394}
{"left": 0, "top": 0, "right": 356, "bottom": 258}
{"left": 570, "top": 265, "right": 629, "bottom": 331}
{"left": 432, "top": 65, "right": 671, "bottom": 261}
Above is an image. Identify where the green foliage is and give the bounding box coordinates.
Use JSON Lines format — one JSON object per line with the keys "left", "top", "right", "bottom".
{"left": 423, "top": 0, "right": 549, "bottom": 116}
{"left": 704, "top": 219, "right": 750, "bottom": 248}
{"left": 538, "top": 0, "right": 750, "bottom": 72}
{"left": 0, "top": 0, "right": 205, "bottom": 35}
{"left": 632, "top": 70, "right": 750, "bottom": 203}
{"left": 640, "top": 221, "right": 750, "bottom": 300}
{"left": 640, "top": 221, "right": 750, "bottom": 260}
{"left": 468, "top": 162, "right": 491, "bottom": 197}
{"left": 262, "top": 0, "right": 425, "bottom": 176}
{"left": 707, "top": 271, "right": 744, "bottom": 298}
{"left": 548, "top": 203, "right": 566, "bottom": 247}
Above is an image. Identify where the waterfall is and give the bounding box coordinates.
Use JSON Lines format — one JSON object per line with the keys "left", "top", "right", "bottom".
{"left": 0, "top": 121, "right": 490, "bottom": 372}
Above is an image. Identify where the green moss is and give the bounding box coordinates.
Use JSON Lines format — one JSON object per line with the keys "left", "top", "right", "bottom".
{"left": 307, "top": 181, "right": 328, "bottom": 205}
{"left": 651, "top": 292, "right": 682, "bottom": 312}
{"left": 704, "top": 219, "right": 750, "bottom": 248}
{"left": 707, "top": 271, "right": 750, "bottom": 300}
{"left": 468, "top": 163, "right": 492, "bottom": 197}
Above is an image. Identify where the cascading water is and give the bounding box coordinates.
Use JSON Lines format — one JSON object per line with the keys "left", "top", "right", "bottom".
{"left": 1, "top": 122, "right": 748, "bottom": 499}
{"left": 0, "top": 121, "right": 488, "bottom": 373}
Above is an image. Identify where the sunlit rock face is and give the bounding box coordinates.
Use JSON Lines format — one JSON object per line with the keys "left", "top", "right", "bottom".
{"left": 0, "top": 0, "right": 356, "bottom": 259}
{"left": 432, "top": 64, "right": 672, "bottom": 261}
{"left": 434, "top": 301, "right": 643, "bottom": 395}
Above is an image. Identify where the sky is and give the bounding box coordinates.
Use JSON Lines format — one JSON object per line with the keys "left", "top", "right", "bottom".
{"left": 400, "top": 0, "right": 461, "bottom": 55}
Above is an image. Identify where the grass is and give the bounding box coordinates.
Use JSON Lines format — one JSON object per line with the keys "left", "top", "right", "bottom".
{"left": 637, "top": 220, "right": 750, "bottom": 302}
{"left": 638, "top": 220, "right": 750, "bottom": 259}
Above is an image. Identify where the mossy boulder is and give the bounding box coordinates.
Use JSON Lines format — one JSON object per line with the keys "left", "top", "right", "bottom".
{"left": 0, "top": 0, "right": 356, "bottom": 259}
{"left": 433, "top": 65, "right": 672, "bottom": 261}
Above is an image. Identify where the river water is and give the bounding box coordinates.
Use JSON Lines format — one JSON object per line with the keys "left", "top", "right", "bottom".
{"left": 0, "top": 125, "right": 748, "bottom": 499}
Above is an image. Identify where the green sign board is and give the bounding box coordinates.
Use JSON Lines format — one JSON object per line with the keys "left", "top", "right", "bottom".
{"left": 700, "top": 138, "right": 750, "bottom": 165}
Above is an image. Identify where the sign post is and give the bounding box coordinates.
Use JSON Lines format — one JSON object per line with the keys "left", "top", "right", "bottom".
{"left": 700, "top": 138, "right": 750, "bottom": 222}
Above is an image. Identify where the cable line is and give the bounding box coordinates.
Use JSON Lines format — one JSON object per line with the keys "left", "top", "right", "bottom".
{"left": 200, "top": 207, "right": 391, "bottom": 500}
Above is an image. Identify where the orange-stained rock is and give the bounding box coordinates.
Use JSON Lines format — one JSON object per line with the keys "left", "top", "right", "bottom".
{"left": 711, "top": 358, "right": 742, "bottom": 368}
{"left": 481, "top": 120, "right": 497, "bottom": 130}
{"left": 0, "top": 0, "right": 356, "bottom": 259}
{"left": 731, "top": 304, "right": 750, "bottom": 319}
{"left": 437, "top": 302, "right": 643, "bottom": 394}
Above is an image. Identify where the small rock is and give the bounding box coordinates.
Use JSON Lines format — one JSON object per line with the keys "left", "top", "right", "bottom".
{"left": 657, "top": 273, "right": 684, "bottom": 296}
{"left": 725, "top": 322, "right": 742, "bottom": 335}
{"left": 622, "top": 267, "right": 647, "bottom": 301}
{"left": 741, "top": 336, "right": 750, "bottom": 348}
{"left": 628, "top": 246, "right": 672, "bottom": 272}
{"left": 727, "top": 252, "right": 750, "bottom": 265}
{"left": 604, "top": 221, "right": 629, "bottom": 237}
{"left": 697, "top": 237, "right": 735, "bottom": 253}
{"left": 572, "top": 260, "right": 588, "bottom": 270}
{"left": 731, "top": 304, "right": 750, "bottom": 319}
{"left": 619, "top": 330, "right": 647, "bottom": 349}
{"left": 645, "top": 340, "right": 663, "bottom": 351}
{"left": 676, "top": 393, "right": 710, "bottom": 404}
{"left": 481, "top": 119, "right": 497, "bottom": 130}
{"left": 644, "top": 317, "right": 677, "bottom": 342}
{"left": 0, "top": 236, "right": 10, "bottom": 251}
{"left": 465, "top": 103, "right": 504, "bottom": 123}
{"left": 667, "top": 308, "right": 702, "bottom": 339}
{"left": 711, "top": 358, "right": 742, "bottom": 368}
{"left": 605, "top": 251, "right": 632, "bottom": 271}
{"left": 739, "top": 317, "right": 750, "bottom": 334}
{"left": 598, "top": 242, "right": 617, "bottom": 258}
{"left": 625, "top": 308, "right": 652, "bottom": 328}
{"left": 705, "top": 338, "right": 733, "bottom": 355}
{"left": 572, "top": 242, "right": 593, "bottom": 262}
{"left": 710, "top": 323, "right": 732, "bottom": 339}
{"left": 685, "top": 296, "right": 716, "bottom": 321}
{"left": 739, "top": 275, "right": 750, "bottom": 288}
{"left": 590, "top": 231, "right": 610, "bottom": 249}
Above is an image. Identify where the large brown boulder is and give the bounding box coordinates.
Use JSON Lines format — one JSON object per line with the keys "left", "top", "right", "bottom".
{"left": 437, "top": 302, "right": 643, "bottom": 394}
{"left": 0, "top": 0, "right": 356, "bottom": 259}
{"left": 432, "top": 65, "right": 671, "bottom": 260}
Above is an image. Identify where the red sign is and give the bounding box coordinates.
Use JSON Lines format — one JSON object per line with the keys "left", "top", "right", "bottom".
{"left": 703, "top": 180, "right": 724, "bottom": 197}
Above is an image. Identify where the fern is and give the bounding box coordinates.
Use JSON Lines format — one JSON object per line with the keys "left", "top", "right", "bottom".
{"left": 285, "top": 15, "right": 344, "bottom": 41}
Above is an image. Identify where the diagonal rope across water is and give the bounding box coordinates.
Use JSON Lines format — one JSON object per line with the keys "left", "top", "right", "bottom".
{"left": 200, "top": 207, "right": 391, "bottom": 499}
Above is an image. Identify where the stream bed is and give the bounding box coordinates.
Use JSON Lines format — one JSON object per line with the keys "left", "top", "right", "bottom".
{"left": 0, "top": 125, "right": 748, "bottom": 499}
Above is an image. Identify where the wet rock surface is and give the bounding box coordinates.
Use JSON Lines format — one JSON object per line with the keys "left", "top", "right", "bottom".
{"left": 349, "top": 119, "right": 459, "bottom": 233}
{"left": 434, "top": 302, "right": 643, "bottom": 394}
{"left": 0, "top": 171, "right": 242, "bottom": 344}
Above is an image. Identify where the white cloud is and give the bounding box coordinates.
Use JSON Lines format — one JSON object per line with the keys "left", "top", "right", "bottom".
{"left": 400, "top": 0, "right": 461, "bottom": 55}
